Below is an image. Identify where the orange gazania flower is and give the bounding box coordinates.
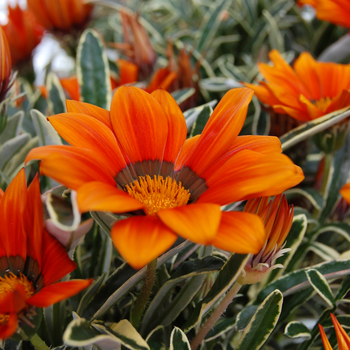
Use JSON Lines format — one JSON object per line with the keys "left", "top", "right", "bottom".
{"left": 245, "top": 50, "right": 350, "bottom": 122}
{"left": 319, "top": 314, "right": 350, "bottom": 350}
{"left": 0, "top": 27, "right": 11, "bottom": 101}
{"left": 0, "top": 169, "right": 92, "bottom": 339}
{"left": 2, "top": 4, "right": 44, "bottom": 65}
{"left": 238, "top": 195, "right": 294, "bottom": 284}
{"left": 25, "top": 87, "right": 304, "bottom": 269}
{"left": 298, "top": 0, "right": 350, "bottom": 28}
{"left": 27, "top": 0, "right": 93, "bottom": 32}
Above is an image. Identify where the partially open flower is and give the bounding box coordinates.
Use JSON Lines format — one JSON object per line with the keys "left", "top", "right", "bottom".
{"left": 238, "top": 195, "right": 294, "bottom": 285}
{"left": 0, "top": 169, "right": 92, "bottom": 339}
{"left": 27, "top": 0, "right": 93, "bottom": 33}
{"left": 245, "top": 50, "right": 350, "bottom": 122}
{"left": 25, "top": 87, "right": 304, "bottom": 269}
{"left": 298, "top": 0, "right": 350, "bottom": 28}
{"left": 110, "top": 11, "right": 157, "bottom": 80}
{"left": 319, "top": 314, "right": 350, "bottom": 350}
{"left": 2, "top": 4, "right": 43, "bottom": 66}
{"left": 0, "top": 27, "right": 11, "bottom": 103}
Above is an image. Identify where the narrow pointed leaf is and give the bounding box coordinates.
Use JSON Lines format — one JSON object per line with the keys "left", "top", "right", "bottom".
{"left": 46, "top": 72, "right": 67, "bottom": 115}
{"left": 284, "top": 321, "right": 311, "bottom": 339}
{"left": 306, "top": 269, "right": 335, "bottom": 307}
{"left": 169, "top": 327, "right": 190, "bottom": 350}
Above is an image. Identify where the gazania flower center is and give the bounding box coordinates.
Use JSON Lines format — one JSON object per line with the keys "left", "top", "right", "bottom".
{"left": 0, "top": 272, "right": 34, "bottom": 325}
{"left": 125, "top": 175, "right": 191, "bottom": 215}
{"left": 314, "top": 97, "right": 333, "bottom": 111}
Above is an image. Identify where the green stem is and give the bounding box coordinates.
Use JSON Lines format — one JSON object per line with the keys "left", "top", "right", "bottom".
{"left": 30, "top": 334, "right": 50, "bottom": 350}
{"left": 131, "top": 259, "right": 157, "bottom": 328}
{"left": 190, "top": 281, "right": 242, "bottom": 350}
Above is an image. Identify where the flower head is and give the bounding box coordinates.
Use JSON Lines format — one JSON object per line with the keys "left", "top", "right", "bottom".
{"left": 2, "top": 4, "right": 43, "bottom": 65}
{"left": 238, "top": 195, "right": 294, "bottom": 285}
{"left": 27, "top": 0, "right": 93, "bottom": 32}
{"left": 298, "top": 0, "right": 350, "bottom": 28}
{"left": 319, "top": 314, "right": 350, "bottom": 350}
{"left": 245, "top": 50, "right": 350, "bottom": 121}
{"left": 0, "top": 169, "right": 92, "bottom": 339}
{"left": 25, "top": 86, "right": 304, "bottom": 269}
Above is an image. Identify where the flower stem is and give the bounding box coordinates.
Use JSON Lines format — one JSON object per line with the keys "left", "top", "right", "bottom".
{"left": 30, "top": 334, "right": 50, "bottom": 350}
{"left": 190, "top": 281, "right": 242, "bottom": 350}
{"left": 131, "top": 259, "right": 157, "bottom": 328}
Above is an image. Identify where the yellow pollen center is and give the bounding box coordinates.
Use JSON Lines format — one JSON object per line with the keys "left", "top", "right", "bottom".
{"left": 314, "top": 97, "right": 333, "bottom": 111}
{"left": 0, "top": 273, "right": 34, "bottom": 325}
{"left": 125, "top": 175, "right": 191, "bottom": 215}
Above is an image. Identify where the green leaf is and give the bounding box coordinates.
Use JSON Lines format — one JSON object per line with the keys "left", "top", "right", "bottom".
{"left": 171, "top": 88, "right": 195, "bottom": 105}
{"left": 183, "top": 254, "right": 248, "bottom": 332}
{"left": 335, "top": 275, "right": 350, "bottom": 301}
{"left": 262, "top": 10, "right": 284, "bottom": 52}
{"left": 309, "top": 242, "right": 340, "bottom": 261}
{"left": 257, "top": 260, "right": 350, "bottom": 303}
{"left": 184, "top": 100, "right": 217, "bottom": 129}
{"left": 169, "top": 327, "right": 190, "bottom": 350}
{"left": 30, "top": 109, "right": 62, "bottom": 146}
{"left": 142, "top": 256, "right": 224, "bottom": 334}
{"left": 235, "top": 305, "right": 259, "bottom": 331}
{"left": 285, "top": 188, "right": 324, "bottom": 211}
{"left": 306, "top": 269, "right": 335, "bottom": 307}
{"left": 236, "top": 290, "right": 283, "bottom": 350}
{"left": 284, "top": 321, "right": 311, "bottom": 339}
{"left": 313, "top": 222, "right": 350, "bottom": 243}
{"left": 46, "top": 72, "right": 67, "bottom": 115}
{"left": 0, "top": 111, "right": 24, "bottom": 144}
{"left": 280, "top": 107, "right": 350, "bottom": 150}
{"left": 322, "top": 315, "right": 350, "bottom": 329}
{"left": 77, "top": 29, "right": 111, "bottom": 109}
{"left": 196, "top": 0, "right": 232, "bottom": 53}
{"left": 146, "top": 326, "right": 166, "bottom": 350}
{"left": 63, "top": 318, "right": 150, "bottom": 350}
{"left": 199, "top": 77, "right": 241, "bottom": 92}
{"left": 205, "top": 316, "right": 236, "bottom": 341}
{"left": 190, "top": 106, "right": 213, "bottom": 137}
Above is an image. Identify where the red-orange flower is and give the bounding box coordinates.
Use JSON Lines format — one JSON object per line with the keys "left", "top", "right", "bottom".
{"left": 245, "top": 50, "right": 350, "bottom": 121}
{"left": 2, "top": 5, "right": 44, "bottom": 65}
{"left": 27, "top": 0, "right": 93, "bottom": 32}
{"left": 0, "top": 27, "right": 11, "bottom": 101}
{"left": 0, "top": 169, "right": 92, "bottom": 339}
{"left": 298, "top": 0, "right": 350, "bottom": 28}
{"left": 25, "top": 86, "right": 304, "bottom": 269}
{"left": 319, "top": 314, "right": 350, "bottom": 350}
{"left": 340, "top": 182, "right": 350, "bottom": 205}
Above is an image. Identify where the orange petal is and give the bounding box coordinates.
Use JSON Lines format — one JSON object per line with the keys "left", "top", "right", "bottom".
{"left": 25, "top": 146, "right": 115, "bottom": 190}
{"left": 77, "top": 181, "right": 144, "bottom": 213}
{"left": 66, "top": 100, "right": 112, "bottom": 129}
{"left": 210, "top": 211, "right": 265, "bottom": 254}
{"left": 49, "top": 113, "right": 127, "bottom": 173}
{"left": 272, "top": 104, "right": 311, "bottom": 121}
{"left": 319, "top": 324, "right": 333, "bottom": 350}
{"left": 0, "top": 168, "right": 27, "bottom": 259}
{"left": 60, "top": 76, "right": 80, "bottom": 101}
{"left": 331, "top": 313, "right": 350, "bottom": 350}
{"left": 175, "top": 135, "right": 200, "bottom": 171}
{"left": 24, "top": 174, "right": 43, "bottom": 270}
{"left": 117, "top": 59, "right": 138, "bottom": 85}
{"left": 0, "top": 313, "right": 18, "bottom": 340}
{"left": 0, "top": 283, "right": 27, "bottom": 314}
{"left": 299, "top": 95, "right": 324, "bottom": 120}
{"left": 340, "top": 182, "right": 350, "bottom": 205}
{"left": 110, "top": 87, "right": 168, "bottom": 170}
{"left": 145, "top": 68, "right": 177, "bottom": 93}
{"left": 325, "top": 90, "right": 350, "bottom": 114}
{"left": 151, "top": 89, "right": 187, "bottom": 167}
{"left": 41, "top": 229, "right": 77, "bottom": 286}
{"left": 111, "top": 216, "right": 177, "bottom": 269}
{"left": 201, "top": 135, "right": 282, "bottom": 179}
{"left": 197, "top": 150, "right": 304, "bottom": 205}
{"left": 27, "top": 279, "right": 93, "bottom": 308}
{"left": 179, "top": 88, "right": 253, "bottom": 176}
{"left": 316, "top": 0, "right": 350, "bottom": 28}
{"left": 243, "top": 82, "right": 280, "bottom": 106}
{"left": 157, "top": 203, "right": 222, "bottom": 244}
{"left": 293, "top": 52, "right": 321, "bottom": 101}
